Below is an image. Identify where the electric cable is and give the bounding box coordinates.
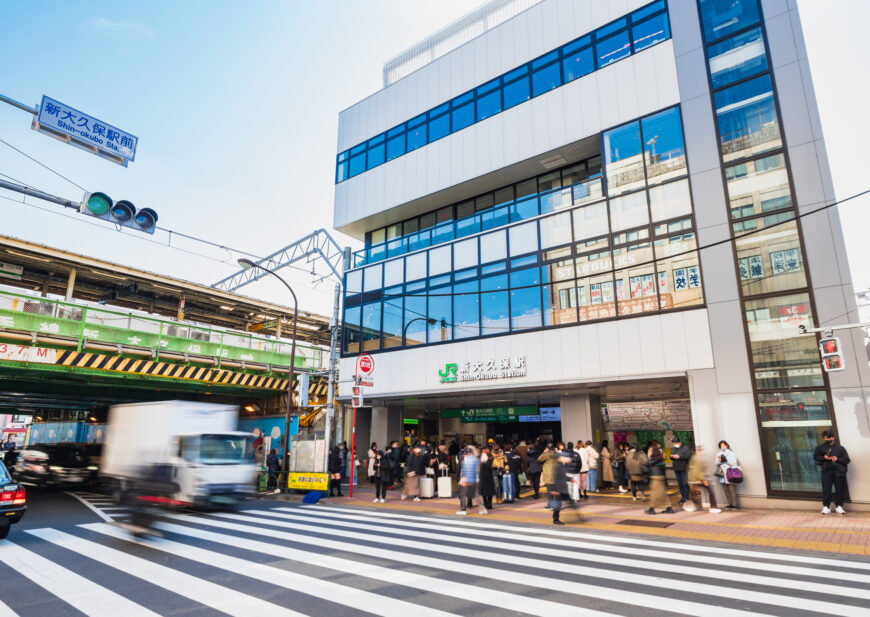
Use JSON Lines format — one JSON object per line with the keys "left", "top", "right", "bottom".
{"left": 0, "top": 136, "right": 87, "bottom": 191}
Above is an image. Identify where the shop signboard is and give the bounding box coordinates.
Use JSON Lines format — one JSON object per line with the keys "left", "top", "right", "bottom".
{"left": 287, "top": 472, "right": 328, "bottom": 491}
{"left": 438, "top": 355, "right": 526, "bottom": 384}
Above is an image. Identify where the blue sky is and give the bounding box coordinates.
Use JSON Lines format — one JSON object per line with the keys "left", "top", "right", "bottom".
{"left": 0, "top": 1, "right": 868, "bottom": 317}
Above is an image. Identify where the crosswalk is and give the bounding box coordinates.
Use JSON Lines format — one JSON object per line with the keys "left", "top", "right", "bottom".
{"left": 1, "top": 503, "right": 870, "bottom": 617}
{"left": 65, "top": 490, "right": 133, "bottom": 522}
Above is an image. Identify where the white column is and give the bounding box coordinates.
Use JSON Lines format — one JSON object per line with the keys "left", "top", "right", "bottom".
{"left": 65, "top": 268, "right": 76, "bottom": 301}
{"left": 561, "top": 393, "right": 592, "bottom": 445}
{"left": 371, "top": 406, "right": 388, "bottom": 449}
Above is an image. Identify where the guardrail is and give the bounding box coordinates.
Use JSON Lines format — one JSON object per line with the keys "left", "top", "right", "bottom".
{"left": 0, "top": 290, "right": 323, "bottom": 370}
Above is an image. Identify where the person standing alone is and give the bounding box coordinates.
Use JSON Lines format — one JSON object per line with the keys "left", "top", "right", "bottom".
{"left": 814, "top": 430, "right": 850, "bottom": 515}
{"left": 670, "top": 437, "right": 691, "bottom": 506}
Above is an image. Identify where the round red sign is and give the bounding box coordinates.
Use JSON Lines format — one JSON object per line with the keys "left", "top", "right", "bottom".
{"left": 357, "top": 354, "right": 375, "bottom": 376}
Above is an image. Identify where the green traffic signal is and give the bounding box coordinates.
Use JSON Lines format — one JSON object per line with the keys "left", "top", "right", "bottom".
{"left": 85, "top": 192, "right": 112, "bottom": 216}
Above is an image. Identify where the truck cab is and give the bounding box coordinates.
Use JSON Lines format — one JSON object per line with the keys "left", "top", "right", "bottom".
{"left": 174, "top": 432, "right": 256, "bottom": 507}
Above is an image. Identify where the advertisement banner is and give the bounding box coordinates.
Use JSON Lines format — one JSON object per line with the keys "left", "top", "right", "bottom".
{"left": 287, "top": 472, "right": 329, "bottom": 491}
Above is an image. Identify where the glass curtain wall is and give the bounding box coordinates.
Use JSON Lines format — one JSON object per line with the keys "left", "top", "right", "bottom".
{"left": 698, "top": 0, "right": 832, "bottom": 495}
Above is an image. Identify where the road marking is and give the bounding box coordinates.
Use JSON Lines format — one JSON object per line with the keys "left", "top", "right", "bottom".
{"left": 0, "top": 598, "right": 18, "bottom": 617}
{"left": 26, "top": 528, "right": 306, "bottom": 617}
{"left": 161, "top": 513, "right": 763, "bottom": 617}
{"left": 83, "top": 522, "right": 461, "bottom": 617}
{"left": 237, "top": 509, "right": 868, "bottom": 614}
{"left": 64, "top": 491, "right": 115, "bottom": 522}
{"left": 304, "top": 504, "right": 870, "bottom": 571}
{"left": 156, "top": 516, "right": 620, "bottom": 617}
{"left": 0, "top": 539, "right": 158, "bottom": 617}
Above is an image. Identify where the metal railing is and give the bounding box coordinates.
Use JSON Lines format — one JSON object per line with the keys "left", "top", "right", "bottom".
{"left": 0, "top": 290, "right": 324, "bottom": 370}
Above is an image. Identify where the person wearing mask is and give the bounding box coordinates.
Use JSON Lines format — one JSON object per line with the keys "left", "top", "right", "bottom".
{"left": 265, "top": 448, "right": 281, "bottom": 493}
{"left": 388, "top": 440, "right": 403, "bottom": 486}
{"left": 402, "top": 445, "right": 425, "bottom": 502}
{"left": 613, "top": 442, "right": 628, "bottom": 493}
{"left": 539, "top": 442, "right": 557, "bottom": 509}
{"left": 686, "top": 445, "right": 720, "bottom": 513}
{"left": 456, "top": 446, "right": 482, "bottom": 515}
{"left": 478, "top": 447, "right": 496, "bottom": 513}
{"left": 814, "top": 430, "right": 850, "bottom": 515}
{"left": 327, "top": 446, "right": 343, "bottom": 497}
{"left": 716, "top": 440, "right": 740, "bottom": 510}
{"left": 526, "top": 439, "right": 544, "bottom": 499}
{"left": 563, "top": 442, "right": 581, "bottom": 503}
{"left": 372, "top": 450, "right": 392, "bottom": 503}
{"left": 670, "top": 437, "right": 692, "bottom": 505}
{"left": 625, "top": 442, "right": 648, "bottom": 502}
{"left": 367, "top": 442, "right": 378, "bottom": 484}
{"left": 575, "top": 440, "right": 589, "bottom": 500}
{"left": 600, "top": 440, "right": 613, "bottom": 490}
{"left": 646, "top": 440, "right": 674, "bottom": 514}
{"left": 550, "top": 450, "right": 573, "bottom": 525}
{"left": 585, "top": 441, "right": 599, "bottom": 494}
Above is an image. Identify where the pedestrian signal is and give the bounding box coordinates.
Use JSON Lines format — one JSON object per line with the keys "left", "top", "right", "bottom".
{"left": 819, "top": 336, "right": 845, "bottom": 372}
{"left": 80, "top": 192, "right": 158, "bottom": 234}
{"left": 351, "top": 385, "right": 364, "bottom": 408}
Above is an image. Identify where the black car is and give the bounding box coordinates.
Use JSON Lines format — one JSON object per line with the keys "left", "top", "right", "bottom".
{"left": 14, "top": 444, "right": 94, "bottom": 487}
{"left": 0, "top": 461, "right": 26, "bottom": 538}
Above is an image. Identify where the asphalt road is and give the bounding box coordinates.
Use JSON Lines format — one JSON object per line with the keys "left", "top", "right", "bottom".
{"left": 1, "top": 487, "right": 869, "bottom": 617}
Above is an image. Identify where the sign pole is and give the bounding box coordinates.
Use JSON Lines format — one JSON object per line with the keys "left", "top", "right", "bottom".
{"left": 349, "top": 404, "right": 357, "bottom": 499}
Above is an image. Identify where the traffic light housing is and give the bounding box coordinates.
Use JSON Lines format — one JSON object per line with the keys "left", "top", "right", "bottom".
{"left": 81, "top": 192, "right": 158, "bottom": 234}
{"left": 351, "top": 385, "right": 364, "bottom": 408}
{"left": 819, "top": 336, "right": 845, "bottom": 372}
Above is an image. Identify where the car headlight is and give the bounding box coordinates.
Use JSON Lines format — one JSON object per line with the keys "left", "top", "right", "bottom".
{"left": 50, "top": 466, "right": 64, "bottom": 472}
{"left": 87, "top": 466, "right": 98, "bottom": 471}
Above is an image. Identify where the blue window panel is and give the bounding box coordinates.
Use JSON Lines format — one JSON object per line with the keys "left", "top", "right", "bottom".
{"left": 481, "top": 261, "right": 506, "bottom": 276}
{"left": 563, "top": 45, "right": 594, "bottom": 82}
{"left": 532, "top": 62, "right": 562, "bottom": 97}
{"left": 510, "top": 255, "right": 538, "bottom": 269}
{"left": 503, "top": 76, "right": 530, "bottom": 109}
{"left": 597, "top": 17, "right": 627, "bottom": 40}
{"left": 632, "top": 11, "right": 670, "bottom": 52}
{"left": 510, "top": 197, "right": 539, "bottom": 222}
{"left": 404, "top": 294, "right": 427, "bottom": 346}
{"left": 452, "top": 102, "right": 474, "bottom": 132}
{"left": 342, "top": 305, "right": 361, "bottom": 352}
{"left": 350, "top": 143, "right": 366, "bottom": 156}
{"left": 407, "top": 123, "right": 427, "bottom": 152}
{"left": 428, "top": 113, "right": 450, "bottom": 142}
{"left": 708, "top": 27, "right": 768, "bottom": 89}
{"left": 481, "top": 289, "right": 509, "bottom": 336}
{"left": 563, "top": 34, "right": 591, "bottom": 56}
{"left": 452, "top": 91, "right": 474, "bottom": 107}
{"left": 429, "top": 274, "right": 451, "bottom": 287}
{"left": 432, "top": 223, "right": 455, "bottom": 245}
{"left": 367, "top": 143, "right": 385, "bottom": 169}
{"left": 478, "top": 78, "right": 500, "bottom": 94}
{"left": 407, "top": 231, "right": 432, "bottom": 253}
{"left": 641, "top": 107, "right": 686, "bottom": 178}
{"left": 531, "top": 50, "right": 559, "bottom": 70}
{"left": 510, "top": 266, "right": 541, "bottom": 288}
{"left": 698, "top": 0, "right": 761, "bottom": 43}
{"left": 596, "top": 31, "right": 631, "bottom": 68}
{"left": 453, "top": 280, "right": 480, "bottom": 339}
{"left": 427, "top": 286, "right": 452, "bottom": 343}
{"left": 504, "top": 65, "right": 529, "bottom": 82}
{"left": 382, "top": 292, "right": 404, "bottom": 348}
{"left": 367, "top": 243, "right": 386, "bottom": 263}
{"left": 387, "top": 125, "right": 405, "bottom": 138}
{"left": 510, "top": 287, "right": 542, "bottom": 330}
{"left": 335, "top": 160, "right": 348, "bottom": 183}
{"left": 482, "top": 273, "right": 508, "bottom": 291}
{"left": 368, "top": 134, "right": 385, "bottom": 147}
{"left": 348, "top": 153, "right": 366, "bottom": 177}
{"left": 481, "top": 205, "right": 510, "bottom": 230}
{"left": 386, "top": 237, "right": 407, "bottom": 258}
{"left": 477, "top": 89, "right": 502, "bottom": 121}
{"left": 632, "top": 1, "right": 666, "bottom": 23}
{"left": 386, "top": 134, "right": 405, "bottom": 161}
{"left": 361, "top": 301, "right": 382, "bottom": 350}
{"left": 455, "top": 267, "right": 478, "bottom": 281}
{"left": 456, "top": 216, "right": 481, "bottom": 238}
{"left": 714, "top": 74, "right": 781, "bottom": 159}
{"left": 430, "top": 102, "right": 450, "bottom": 117}
{"left": 337, "top": 150, "right": 349, "bottom": 162}
{"left": 408, "top": 113, "right": 426, "bottom": 128}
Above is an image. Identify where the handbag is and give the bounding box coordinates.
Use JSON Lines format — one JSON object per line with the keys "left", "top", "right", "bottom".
{"left": 518, "top": 472, "right": 527, "bottom": 485}
{"left": 725, "top": 465, "right": 744, "bottom": 484}
{"left": 425, "top": 467, "right": 434, "bottom": 476}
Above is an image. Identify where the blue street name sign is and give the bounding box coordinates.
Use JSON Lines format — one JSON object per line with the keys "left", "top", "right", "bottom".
{"left": 36, "top": 95, "right": 138, "bottom": 163}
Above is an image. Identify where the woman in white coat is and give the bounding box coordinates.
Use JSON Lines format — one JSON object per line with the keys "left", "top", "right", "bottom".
{"left": 575, "top": 441, "right": 589, "bottom": 499}
{"left": 585, "top": 441, "right": 600, "bottom": 493}
{"left": 716, "top": 440, "right": 739, "bottom": 509}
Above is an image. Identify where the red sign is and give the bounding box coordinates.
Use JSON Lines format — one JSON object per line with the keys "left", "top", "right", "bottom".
{"left": 356, "top": 353, "right": 375, "bottom": 377}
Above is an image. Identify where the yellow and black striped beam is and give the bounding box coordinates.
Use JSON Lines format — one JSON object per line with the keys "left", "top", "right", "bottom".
{"left": 53, "top": 351, "right": 327, "bottom": 394}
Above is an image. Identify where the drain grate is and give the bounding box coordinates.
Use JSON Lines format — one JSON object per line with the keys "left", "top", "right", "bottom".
{"left": 616, "top": 519, "right": 674, "bottom": 528}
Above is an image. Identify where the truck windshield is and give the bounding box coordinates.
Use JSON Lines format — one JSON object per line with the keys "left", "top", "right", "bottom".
{"left": 198, "top": 435, "right": 251, "bottom": 464}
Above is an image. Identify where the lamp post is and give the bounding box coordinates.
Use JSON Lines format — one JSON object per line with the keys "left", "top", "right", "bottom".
{"left": 238, "top": 258, "right": 298, "bottom": 492}
{"left": 402, "top": 316, "right": 436, "bottom": 346}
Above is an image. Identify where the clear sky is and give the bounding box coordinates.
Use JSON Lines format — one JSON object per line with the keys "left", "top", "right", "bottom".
{"left": 0, "top": 1, "right": 868, "bottom": 318}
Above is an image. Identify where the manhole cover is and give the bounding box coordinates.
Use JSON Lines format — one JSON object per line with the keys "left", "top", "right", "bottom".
{"left": 616, "top": 519, "right": 674, "bottom": 528}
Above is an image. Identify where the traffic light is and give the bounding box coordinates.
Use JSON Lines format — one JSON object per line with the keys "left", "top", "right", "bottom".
{"left": 351, "top": 385, "right": 364, "bottom": 408}
{"left": 819, "top": 336, "right": 845, "bottom": 372}
{"left": 80, "top": 191, "right": 158, "bottom": 234}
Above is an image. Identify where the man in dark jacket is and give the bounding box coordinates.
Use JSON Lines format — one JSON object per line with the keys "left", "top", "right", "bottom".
{"left": 526, "top": 440, "right": 544, "bottom": 499}
{"left": 266, "top": 448, "right": 281, "bottom": 492}
{"left": 814, "top": 430, "right": 850, "bottom": 515}
{"left": 670, "top": 437, "right": 692, "bottom": 505}
{"left": 550, "top": 451, "right": 573, "bottom": 525}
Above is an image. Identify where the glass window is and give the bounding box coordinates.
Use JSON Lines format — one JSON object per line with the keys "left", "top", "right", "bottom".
{"left": 429, "top": 113, "right": 450, "bottom": 142}
{"left": 503, "top": 76, "right": 531, "bottom": 109}
{"left": 573, "top": 177, "right": 604, "bottom": 205}
{"left": 481, "top": 230, "right": 507, "bottom": 263}
{"left": 477, "top": 79, "right": 502, "bottom": 121}
{"left": 433, "top": 223, "right": 454, "bottom": 246}
{"left": 406, "top": 121, "right": 427, "bottom": 152}
{"left": 699, "top": 0, "right": 761, "bottom": 44}
{"left": 427, "top": 285, "right": 452, "bottom": 343}
{"left": 403, "top": 219, "right": 419, "bottom": 235}
{"left": 541, "top": 188, "right": 573, "bottom": 214}
{"left": 604, "top": 121, "right": 645, "bottom": 195}
{"left": 404, "top": 293, "right": 427, "bottom": 346}
{"left": 714, "top": 74, "right": 781, "bottom": 162}
{"left": 387, "top": 134, "right": 405, "bottom": 161}
{"left": 632, "top": 11, "right": 669, "bottom": 52}
{"left": 734, "top": 216, "right": 806, "bottom": 296}
{"left": 510, "top": 267, "right": 542, "bottom": 330}
{"left": 481, "top": 205, "right": 510, "bottom": 230}
{"left": 538, "top": 171, "right": 561, "bottom": 193}
{"left": 494, "top": 186, "right": 514, "bottom": 206}
{"left": 454, "top": 280, "right": 480, "bottom": 339}
{"left": 540, "top": 211, "right": 573, "bottom": 249}
{"left": 632, "top": 0, "right": 666, "bottom": 23}
{"left": 428, "top": 245, "right": 452, "bottom": 276}
{"left": 543, "top": 261, "right": 578, "bottom": 326}
{"left": 758, "top": 390, "right": 831, "bottom": 493}
{"left": 609, "top": 191, "right": 649, "bottom": 232}
{"left": 370, "top": 228, "right": 386, "bottom": 245}
{"left": 336, "top": 159, "right": 348, "bottom": 183}
{"left": 345, "top": 269, "right": 363, "bottom": 294}
{"left": 452, "top": 101, "right": 474, "bottom": 132}
{"left": 572, "top": 201, "right": 609, "bottom": 240}
{"left": 578, "top": 272, "right": 616, "bottom": 322}
{"left": 361, "top": 301, "right": 382, "bottom": 351}
{"left": 343, "top": 305, "right": 361, "bottom": 354}
{"left": 481, "top": 274, "right": 509, "bottom": 336}
{"left": 511, "top": 196, "right": 539, "bottom": 222}
{"left": 363, "top": 263, "right": 383, "bottom": 292}
{"left": 708, "top": 27, "right": 768, "bottom": 89}
{"left": 385, "top": 223, "right": 401, "bottom": 240}
{"left": 382, "top": 290, "right": 403, "bottom": 349}
{"left": 563, "top": 42, "right": 593, "bottom": 82}
{"left": 655, "top": 235, "right": 703, "bottom": 310}
{"left": 744, "top": 293, "right": 825, "bottom": 389}
{"left": 405, "top": 252, "right": 427, "bottom": 282}
{"left": 384, "top": 258, "right": 403, "bottom": 287}
{"left": 349, "top": 152, "right": 366, "bottom": 177}
{"left": 532, "top": 61, "right": 562, "bottom": 97}
{"left": 509, "top": 221, "right": 538, "bottom": 256}
{"left": 614, "top": 243, "right": 658, "bottom": 315}
{"left": 649, "top": 179, "right": 692, "bottom": 222}
{"left": 596, "top": 30, "right": 631, "bottom": 68}
{"left": 367, "top": 143, "right": 385, "bottom": 169}
{"left": 726, "top": 153, "right": 792, "bottom": 220}
{"left": 597, "top": 17, "right": 627, "bottom": 39}
{"left": 642, "top": 107, "right": 686, "bottom": 184}
{"left": 562, "top": 163, "right": 586, "bottom": 186}
{"left": 453, "top": 237, "right": 478, "bottom": 269}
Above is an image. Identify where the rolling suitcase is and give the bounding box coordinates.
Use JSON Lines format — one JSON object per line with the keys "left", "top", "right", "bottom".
{"left": 437, "top": 469, "right": 452, "bottom": 498}
{"left": 420, "top": 476, "right": 435, "bottom": 498}
{"left": 502, "top": 473, "right": 515, "bottom": 503}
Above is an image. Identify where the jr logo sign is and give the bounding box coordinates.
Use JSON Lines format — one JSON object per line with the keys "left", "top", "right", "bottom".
{"left": 438, "top": 363, "right": 458, "bottom": 383}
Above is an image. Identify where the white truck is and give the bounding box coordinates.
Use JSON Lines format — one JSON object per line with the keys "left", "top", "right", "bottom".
{"left": 101, "top": 401, "right": 256, "bottom": 508}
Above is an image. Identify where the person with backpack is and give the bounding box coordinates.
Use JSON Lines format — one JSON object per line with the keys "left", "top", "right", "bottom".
{"left": 716, "top": 440, "right": 741, "bottom": 510}
{"left": 646, "top": 440, "right": 674, "bottom": 514}
{"left": 456, "top": 446, "right": 482, "bottom": 515}
{"left": 814, "top": 430, "right": 850, "bottom": 515}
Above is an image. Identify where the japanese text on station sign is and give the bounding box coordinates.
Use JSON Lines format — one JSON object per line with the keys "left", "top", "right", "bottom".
{"left": 37, "top": 95, "right": 138, "bottom": 162}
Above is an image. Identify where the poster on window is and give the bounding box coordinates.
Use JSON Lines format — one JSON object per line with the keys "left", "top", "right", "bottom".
{"left": 590, "top": 283, "right": 601, "bottom": 304}
{"left": 657, "top": 271, "right": 668, "bottom": 293}
{"left": 601, "top": 281, "right": 614, "bottom": 303}
{"left": 687, "top": 266, "right": 701, "bottom": 288}
{"left": 673, "top": 268, "right": 688, "bottom": 290}
{"left": 630, "top": 276, "right": 643, "bottom": 298}
{"left": 738, "top": 255, "right": 764, "bottom": 281}
{"left": 642, "top": 274, "right": 656, "bottom": 296}
{"left": 615, "top": 279, "right": 625, "bottom": 300}
{"left": 578, "top": 285, "right": 588, "bottom": 306}
{"left": 770, "top": 248, "right": 802, "bottom": 275}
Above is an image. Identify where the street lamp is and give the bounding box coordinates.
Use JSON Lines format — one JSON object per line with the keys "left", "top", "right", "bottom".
{"left": 238, "top": 258, "right": 298, "bottom": 492}
{"left": 402, "top": 316, "right": 436, "bottom": 346}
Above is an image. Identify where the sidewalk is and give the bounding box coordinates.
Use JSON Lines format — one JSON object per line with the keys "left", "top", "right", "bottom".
{"left": 323, "top": 482, "right": 870, "bottom": 557}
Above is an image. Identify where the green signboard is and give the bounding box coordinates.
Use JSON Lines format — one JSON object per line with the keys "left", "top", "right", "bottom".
{"left": 442, "top": 406, "right": 537, "bottom": 423}
{"left": 403, "top": 418, "right": 419, "bottom": 425}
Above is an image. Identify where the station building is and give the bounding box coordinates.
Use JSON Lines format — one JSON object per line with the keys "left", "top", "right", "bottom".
{"left": 333, "top": 0, "right": 870, "bottom": 505}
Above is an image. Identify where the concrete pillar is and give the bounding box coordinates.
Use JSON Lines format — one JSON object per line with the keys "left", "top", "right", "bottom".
{"left": 561, "top": 393, "right": 592, "bottom": 445}
{"left": 65, "top": 268, "right": 76, "bottom": 301}
{"left": 371, "top": 406, "right": 388, "bottom": 450}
